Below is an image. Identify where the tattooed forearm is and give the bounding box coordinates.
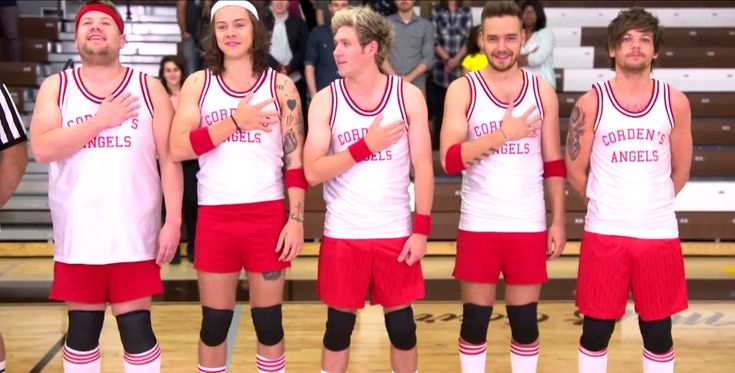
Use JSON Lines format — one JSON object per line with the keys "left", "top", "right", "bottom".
{"left": 262, "top": 270, "right": 282, "bottom": 281}
{"left": 283, "top": 129, "right": 297, "bottom": 154}
{"left": 289, "top": 201, "right": 304, "bottom": 223}
{"left": 566, "top": 105, "right": 586, "bottom": 161}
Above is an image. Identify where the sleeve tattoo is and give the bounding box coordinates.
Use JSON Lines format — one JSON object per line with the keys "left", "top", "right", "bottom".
{"left": 566, "top": 105, "right": 585, "bottom": 161}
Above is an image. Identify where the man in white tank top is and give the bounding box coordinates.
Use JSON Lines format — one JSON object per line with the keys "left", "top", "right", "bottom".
{"left": 29, "top": 1, "right": 182, "bottom": 372}
{"left": 565, "top": 8, "right": 692, "bottom": 373}
{"left": 303, "top": 6, "right": 434, "bottom": 373}
{"left": 169, "top": 2, "right": 306, "bottom": 373}
{"left": 439, "top": 2, "right": 566, "bottom": 372}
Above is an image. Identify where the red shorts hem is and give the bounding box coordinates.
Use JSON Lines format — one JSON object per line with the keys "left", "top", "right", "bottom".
{"left": 50, "top": 260, "right": 162, "bottom": 304}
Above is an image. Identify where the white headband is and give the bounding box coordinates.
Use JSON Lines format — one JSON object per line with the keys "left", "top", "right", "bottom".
{"left": 210, "top": 0, "right": 259, "bottom": 22}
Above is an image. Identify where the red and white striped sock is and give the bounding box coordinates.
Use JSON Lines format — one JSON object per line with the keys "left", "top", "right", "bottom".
{"left": 123, "top": 343, "right": 161, "bottom": 372}
{"left": 510, "top": 340, "right": 540, "bottom": 372}
{"left": 578, "top": 345, "right": 608, "bottom": 373}
{"left": 643, "top": 348, "right": 674, "bottom": 373}
{"left": 62, "top": 344, "right": 101, "bottom": 373}
{"left": 197, "top": 365, "right": 226, "bottom": 373}
{"left": 458, "top": 338, "right": 487, "bottom": 373}
{"left": 256, "top": 353, "right": 286, "bottom": 373}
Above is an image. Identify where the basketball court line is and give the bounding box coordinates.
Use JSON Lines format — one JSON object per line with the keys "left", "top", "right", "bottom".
{"left": 29, "top": 333, "right": 65, "bottom": 373}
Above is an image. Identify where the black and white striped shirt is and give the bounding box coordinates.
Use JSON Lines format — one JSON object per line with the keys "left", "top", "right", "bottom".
{"left": 0, "top": 83, "right": 27, "bottom": 151}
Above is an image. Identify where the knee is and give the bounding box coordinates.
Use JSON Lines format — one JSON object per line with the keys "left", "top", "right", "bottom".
{"left": 251, "top": 305, "right": 284, "bottom": 346}
{"left": 200, "top": 306, "right": 234, "bottom": 347}
{"left": 384, "top": 307, "right": 417, "bottom": 351}
{"left": 66, "top": 310, "right": 105, "bottom": 351}
{"left": 323, "top": 308, "right": 356, "bottom": 352}
{"left": 460, "top": 304, "right": 493, "bottom": 345}
{"left": 116, "top": 310, "right": 157, "bottom": 354}
{"left": 580, "top": 317, "right": 616, "bottom": 352}
{"left": 506, "top": 303, "right": 539, "bottom": 344}
{"left": 639, "top": 317, "right": 673, "bottom": 354}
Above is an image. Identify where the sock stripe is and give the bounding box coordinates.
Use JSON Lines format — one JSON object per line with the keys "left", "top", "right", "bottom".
{"left": 198, "top": 365, "right": 227, "bottom": 373}
{"left": 578, "top": 345, "right": 607, "bottom": 358}
{"left": 63, "top": 346, "right": 101, "bottom": 365}
{"left": 643, "top": 349, "right": 675, "bottom": 363}
{"left": 510, "top": 341, "right": 540, "bottom": 356}
{"left": 458, "top": 339, "right": 487, "bottom": 355}
{"left": 124, "top": 343, "right": 161, "bottom": 365}
{"left": 256, "top": 354, "right": 286, "bottom": 372}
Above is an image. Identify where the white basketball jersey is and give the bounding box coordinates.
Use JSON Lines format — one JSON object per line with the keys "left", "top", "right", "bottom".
{"left": 197, "top": 68, "right": 284, "bottom": 205}
{"left": 323, "top": 76, "right": 411, "bottom": 238}
{"left": 585, "top": 79, "right": 678, "bottom": 239}
{"left": 50, "top": 67, "right": 161, "bottom": 264}
{"left": 460, "top": 70, "right": 546, "bottom": 232}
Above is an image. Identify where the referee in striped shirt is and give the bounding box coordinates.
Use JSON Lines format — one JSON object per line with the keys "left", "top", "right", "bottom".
{"left": 0, "top": 82, "right": 27, "bottom": 373}
{"left": 0, "top": 82, "right": 28, "bottom": 208}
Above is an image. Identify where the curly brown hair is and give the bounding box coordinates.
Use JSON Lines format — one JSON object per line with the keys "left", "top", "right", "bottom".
{"left": 201, "top": 6, "right": 271, "bottom": 76}
{"left": 606, "top": 7, "right": 664, "bottom": 70}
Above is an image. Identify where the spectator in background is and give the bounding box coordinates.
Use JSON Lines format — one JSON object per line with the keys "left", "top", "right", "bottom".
{"left": 0, "top": 82, "right": 28, "bottom": 373}
{"left": 304, "top": 0, "right": 349, "bottom": 99}
{"left": 383, "top": 0, "right": 435, "bottom": 93}
{"left": 315, "top": 0, "right": 362, "bottom": 26}
{"left": 461, "top": 25, "right": 488, "bottom": 74}
{"left": 430, "top": 0, "right": 472, "bottom": 148}
{"left": 159, "top": 55, "right": 197, "bottom": 265}
{"left": 266, "top": 0, "right": 309, "bottom": 126}
{"left": 519, "top": 0, "right": 556, "bottom": 89}
{"left": 365, "top": 0, "right": 397, "bottom": 17}
{"left": 176, "top": 0, "right": 208, "bottom": 75}
{"left": 0, "top": 0, "right": 20, "bottom": 61}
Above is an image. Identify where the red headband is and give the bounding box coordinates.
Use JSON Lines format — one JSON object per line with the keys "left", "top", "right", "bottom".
{"left": 75, "top": 3, "right": 125, "bottom": 34}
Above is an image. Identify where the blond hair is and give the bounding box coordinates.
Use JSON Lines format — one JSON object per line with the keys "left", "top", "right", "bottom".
{"left": 331, "top": 6, "right": 394, "bottom": 67}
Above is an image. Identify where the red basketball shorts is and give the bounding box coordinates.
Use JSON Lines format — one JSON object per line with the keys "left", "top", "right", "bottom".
{"left": 50, "top": 260, "right": 162, "bottom": 304}
{"left": 317, "top": 236, "right": 425, "bottom": 309}
{"left": 576, "top": 231, "right": 688, "bottom": 321}
{"left": 195, "top": 199, "right": 290, "bottom": 273}
{"left": 453, "top": 230, "right": 548, "bottom": 284}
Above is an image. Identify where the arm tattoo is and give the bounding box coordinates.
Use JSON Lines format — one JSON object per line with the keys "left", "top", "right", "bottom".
{"left": 566, "top": 105, "right": 586, "bottom": 161}
{"left": 289, "top": 201, "right": 304, "bottom": 223}
{"left": 283, "top": 128, "right": 297, "bottom": 154}
{"left": 262, "top": 270, "right": 282, "bottom": 281}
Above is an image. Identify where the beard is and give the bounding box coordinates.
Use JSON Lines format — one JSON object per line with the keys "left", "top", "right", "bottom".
{"left": 616, "top": 58, "right": 652, "bottom": 74}
{"left": 79, "top": 44, "right": 116, "bottom": 66}
{"left": 487, "top": 54, "right": 517, "bottom": 73}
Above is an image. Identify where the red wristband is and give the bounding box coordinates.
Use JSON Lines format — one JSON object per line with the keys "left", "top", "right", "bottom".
{"left": 413, "top": 214, "right": 431, "bottom": 236}
{"left": 348, "top": 138, "right": 372, "bottom": 162}
{"left": 543, "top": 159, "right": 566, "bottom": 178}
{"left": 189, "top": 127, "right": 215, "bottom": 155}
{"left": 445, "top": 143, "right": 466, "bottom": 175}
{"left": 285, "top": 168, "right": 308, "bottom": 190}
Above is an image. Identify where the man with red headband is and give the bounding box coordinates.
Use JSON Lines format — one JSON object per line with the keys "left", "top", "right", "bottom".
{"left": 29, "top": 1, "right": 182, "bottom": 372}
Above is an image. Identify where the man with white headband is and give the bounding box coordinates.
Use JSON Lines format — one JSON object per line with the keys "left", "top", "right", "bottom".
{"left": 29, "top": 0, "right": 182, "bottom": 372}
{"left": 170, "top": 0, "right": 306, "bottom": 372}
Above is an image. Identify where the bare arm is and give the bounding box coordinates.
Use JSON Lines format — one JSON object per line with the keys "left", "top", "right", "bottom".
{"left": 0, "top": 142, "right": 28, "bottom": 207}
{"left": 176, "top": 0, "right": 189, "bottom": 38}
{"left": 30, "top": 74, "right": 139, "bottom": 163}
{"left": 564, "top": 90, "right": 597, "bottom": 202}
{"left": 538, "top": 81, "right": 566, "bottom": 259}
{"left": 277, "top": 74, "right": 306, "bottom": 218}
{"left": 669, "top": 88, "right": 692, "bottom": 195}
{"left": 405, "top": 83, "right": 434, "bottom": 217}
{"left": 305, "top": 65, "right": 318, "bottom": 98}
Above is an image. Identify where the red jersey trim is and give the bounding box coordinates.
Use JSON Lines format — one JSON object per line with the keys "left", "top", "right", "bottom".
{"left": 197, "top": 69, "right": 211, "bottom": 109}
{"left": 592, "top": 83, "right": 604, "bottom": 133}
{"left": 270, "top": 69, "right": 281, "bottom": 114}
{"left": 532, "top": 75, "right": 544, "bottom": 119}
{"left": 397, "top": 77, "right": 409, "bottom": 127}
{"left": 57, "top": 70, "right": 68, "bottom": 108}
{"left": 604, "top": 79, "right": 658, "bottom": 118}
{"left": 338, "top": 75, "right": 392, "bottom": 116}
{"left": 215, "top": 68, "right": 267, "bottom": 98}
{"left": 465, "top": 73, "right": 476, "bottom": 120}
{"left": 139, "top": 72, "right": 153, "bottom": 116}
{"left": 663, "top": 83, "right": 675, "bottom": 129}
{"left": 475, "top": 69, "right": 528, "bottom": 109}
{"left": 73, "top": 67, "right": 132, "bottom": 104}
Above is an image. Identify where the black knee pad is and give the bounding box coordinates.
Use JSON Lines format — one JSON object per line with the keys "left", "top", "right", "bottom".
{"left": 460, "top": 304, "right": 493, "bottom": 345}
{"left": 200, "top": 306, "right": 234, "bottom": 347}
{"left": 67, "top": 310, "right": 105, "bottom": 351}
{"left": 323, "top": 308, "right": 356, "bottom": 352}
{"left": 116, "top": 310, "right": 157, "bottom": 354}
{"left": 579, "top": 317, "right": 616, "bottom": 352}
{"left": 639, "top": 317, "right": 673, "bottom": 354}
{"left": 506, "top": 303, "right": 539, "bottom": 344}
{"left": 251, "top": 305, "right": 284, "bottom": 346}
{"left": 384, "top": 307, "right": 417, "bottom": 351}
